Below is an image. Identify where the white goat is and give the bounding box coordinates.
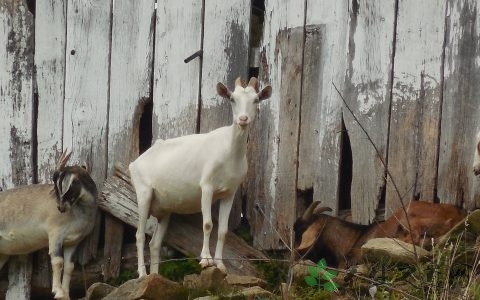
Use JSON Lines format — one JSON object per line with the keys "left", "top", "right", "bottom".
{"left": 0, "top": 151, "right": 98, "bottom": 300}
{"left": 474, "top": 131, "right": 480, "bottom": 175}
{"left": 129, "top": 77, "right": 272, "bottom": 276}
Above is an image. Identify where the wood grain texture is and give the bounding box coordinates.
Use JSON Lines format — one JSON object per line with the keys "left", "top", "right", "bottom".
{"left": 438, "top": 0, "right": 480, "bottom": 209}
{"left": 103, "top": 215, "right": 124, "bottom": 281}
{"left": 0, "top": 0, "right": 34, "bottom": 189}
{"left": 108, "top": 0, "right": 154, "bottom": 168}
{"left": 386, "top": 0, "right": 446, "bottom": 215}
{"left": 0, "top": 2, "right": 34, "bottom": 298}
{"left": 35, "top": 0, "right": 66, "bottom": 183}
{"left": 64, "top": 0, "right": 113, "bottom": 265}
{"left": 153, "top": 0, "right": 201, "bottom": 140}
{"left": 302, "top": 0, "right": 349, "bottom": 215}
{"left": 246, "top": 0, "right": 305, "bottom": 250}
{"left": 64, "top": 0, "right": 111, "bottom": 184}
{"left": 200, "top": 0, "right": 251, "bottom": 133}
{"left": 343, "top": 0, "right": 395, "bottom": 223}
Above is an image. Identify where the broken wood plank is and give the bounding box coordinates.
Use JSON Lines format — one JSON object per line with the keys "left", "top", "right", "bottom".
{"left": 246, "top": 0, "right": 305, "bottom": 251}
{"left": 99, "top": 164, "right": 267, "bottom": 276}
{"left": 343, "top": 0, "right": 395, "bottom": 223}
{"left": 386, "top": 0, "right": 446, "bottom": 214}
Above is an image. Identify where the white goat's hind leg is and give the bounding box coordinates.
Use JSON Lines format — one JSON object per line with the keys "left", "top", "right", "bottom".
{"left": 149, "top": 214, "right": 171, "bottom": 274}
{"left": 60, "top": 245, "right": 77, "bottom": 300}
{"left": 133, "top": 184, "right": 153, "bottom": 277}
{"left": 214, "top": 195, "right": 234, "bottom": 273}
{"left": 199, "top": 186, "right": 214, "bottom": 268}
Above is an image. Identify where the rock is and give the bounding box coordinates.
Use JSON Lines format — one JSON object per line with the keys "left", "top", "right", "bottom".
{"left": 361, "top": 238, "right": 430, "bottom": 264}
{"left": 103, "top": 273, "right": 185, "bottom": 300}
{"left": 225, "top": 274, "right": 267, "bottom": 288}
{"left": 229, "top": 286, "right": 274, "bottom": 299}
{"left": 183, "top": 267, "right": 227, "bottom": 291}
{"left": 85, "top": 282, "right": 116, "bottom": 300}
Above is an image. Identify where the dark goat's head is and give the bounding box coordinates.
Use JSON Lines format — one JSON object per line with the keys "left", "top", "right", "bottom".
{"left": 52, "top": 151, "right": 97, "bottom": 213}
{"left": 293, "top": 201, "right": 333, "bottom": 249}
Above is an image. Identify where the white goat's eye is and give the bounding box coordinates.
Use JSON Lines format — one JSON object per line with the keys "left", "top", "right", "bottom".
{"left": 230, "top": 97, "right": 235, "bottom": 103}
{"left": 254, "top": 98, "right": 260, "bottom": 104}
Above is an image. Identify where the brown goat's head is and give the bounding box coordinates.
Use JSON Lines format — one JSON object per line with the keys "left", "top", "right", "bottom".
{"left": 52, "top": 150, "right": 97, "bottom": 213}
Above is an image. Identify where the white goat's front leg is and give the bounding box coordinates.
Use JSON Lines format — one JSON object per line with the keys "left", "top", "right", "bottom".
{"left": 200, "top": 186, "right": 214, "bottom": 268}
{"left": 49, "top": 236, "right": 66, "bottom": 299}
{"left": 60, "top": 245, "right": 77, "bottom": 300}
{"left": 149, "top": 214, "right": 171, "bottom": 274}
{"left": 214, "top": 194, "right": 234, "bottom": 273}
{"left": 133, "top": 185, "right": 153, "bottom": 277}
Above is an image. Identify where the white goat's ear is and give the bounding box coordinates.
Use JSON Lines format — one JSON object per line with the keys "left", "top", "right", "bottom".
{"left": 216, "top": 82, "right": 231, "bottom": 98}
{"left": 258, "top": 85, "right": 272, "bottom": 101}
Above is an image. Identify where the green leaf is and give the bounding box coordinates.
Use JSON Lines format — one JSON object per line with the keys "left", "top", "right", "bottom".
{"left": 305, "top": 275, "right": 318, "bottom": 286}
{"left": 308, "top": 266, "right": 319, "bottom": 278}
{"left": 317, "top": 258, "right": 327, "bottom": 270}
{"left": 322, "top": 270, "right": 338, "bottom": 280}
{"left": 324, "top": 281, "right": 338, "bottom": 292}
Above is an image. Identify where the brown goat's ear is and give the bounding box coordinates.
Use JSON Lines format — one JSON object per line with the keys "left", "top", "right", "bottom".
{"left": 258, "top": 85, "right": 272, "bottom": 101}
{"left": 216, "top": 82, "right": 231, "bottom": 98}
{"left": 313, "top": 206, "right": 333, "bottom": 216}
{"left": 296, "top": 221, "right": 324, "bottom": 251}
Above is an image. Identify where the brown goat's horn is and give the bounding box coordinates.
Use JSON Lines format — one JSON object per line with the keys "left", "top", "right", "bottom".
{"left": 235, "top": 77, "right": 246, "bottom": 88}
{"left": 302, "top": 201, "right": 322, "bottom": 221}
{"left": 57, "top": 149, "right": 72, "bottom": 170}
{"left": 314, "top": 207, "right": 333, "bottom": 215}
{"left": 248, "top": 77, "right": 259, "bottom": 92}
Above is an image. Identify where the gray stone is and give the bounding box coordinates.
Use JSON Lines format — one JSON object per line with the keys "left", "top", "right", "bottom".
{"left": 85, "top": 282, "right": 117, "bottom": 300}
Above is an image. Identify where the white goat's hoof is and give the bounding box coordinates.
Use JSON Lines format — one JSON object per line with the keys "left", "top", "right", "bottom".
{"left": 199, "top": 257, "right": 215, "bottom": 268}
{"left": 215, "top": 261, "right": 227, "bottom": 274}
{"left": 52, "top": 287, "right": 68, "bottom": 300}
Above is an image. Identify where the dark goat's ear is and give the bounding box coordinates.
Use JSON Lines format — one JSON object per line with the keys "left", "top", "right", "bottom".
{"left": 258, "top": 85, "right": 272, "bottom": 101}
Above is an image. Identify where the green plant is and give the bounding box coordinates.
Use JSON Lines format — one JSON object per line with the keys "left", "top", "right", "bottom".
{"left": 304, "top": 258, "right": 338, "bottom": 293}
{"left": 159, "top": 257, "right": 202, "bottom": 281}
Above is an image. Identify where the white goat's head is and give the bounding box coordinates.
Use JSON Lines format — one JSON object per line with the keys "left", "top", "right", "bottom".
{"left": 217, "top": 77, "right": 272, "bottom": 127}
{"left": 474, "top": 132, "right": 480, "bottom": 176}
{"left": 52, "top": 150, "right": 97, "bottom": 212}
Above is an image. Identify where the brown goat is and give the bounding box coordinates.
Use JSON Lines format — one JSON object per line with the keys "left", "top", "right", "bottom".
{"left": 294, "top": 201, "right": 466, "bottom": 268}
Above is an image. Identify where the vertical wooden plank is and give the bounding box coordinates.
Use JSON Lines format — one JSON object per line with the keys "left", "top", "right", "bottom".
{"left": 297, "top": 0, "right": 349, "bottom": 214}
{"left": 36, "top": 0, "right": 66, "bottom": 182}
{"left": 200, "top": 0, "right": 251, "bottom": 133}
{"left": 246, "top": 0, "right": 304, "bottom": 249}
{"left": 106, "top": 0, "right": 154, "bottom": 279}
{"left": 343, "top": 0, "right": 396, "bottom": 223}
{"left": 386, "top": 0, "right": 446, "bottom": 215}
{"left": 438, "top": 0, "right": 480, "bottom": 209}
{"left": 200, "top": 1, "right": 251, "bottom": 231}
{"left": 64, "top": 0, "right": 112, "bottom": 265}
{"left": 0, "top": 0, "right": 34, "bottom": 189}
{"left": 153, "top": 0, "right": 202, "bottom": 140}
{"left": 109, "top": 0, "right": 154, "bottom": 167}
{"left": 0, "top": 1, "right": 34, "bottom": 299}
{"left": 34, "top": 0, "right": 67, "bottom": 290}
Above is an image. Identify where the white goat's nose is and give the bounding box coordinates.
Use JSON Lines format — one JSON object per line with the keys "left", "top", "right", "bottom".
{"left": 239, "top": 115, "right": 248, "bottom": 122}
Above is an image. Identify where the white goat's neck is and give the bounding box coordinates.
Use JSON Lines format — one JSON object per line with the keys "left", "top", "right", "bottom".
{"left": 227, "top": 123, "right": 249, "bottom": 159}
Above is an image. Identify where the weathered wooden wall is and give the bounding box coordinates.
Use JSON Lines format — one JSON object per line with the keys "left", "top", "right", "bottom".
{"left": 2, "top": 0, "right": 480, "bottom": 297}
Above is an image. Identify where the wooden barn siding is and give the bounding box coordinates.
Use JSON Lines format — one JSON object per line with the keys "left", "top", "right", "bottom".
{"left": 2, "top": 4, "right": 480, "bottom": 292}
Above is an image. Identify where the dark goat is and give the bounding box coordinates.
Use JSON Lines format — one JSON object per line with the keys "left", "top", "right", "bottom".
{"left": 294, "top": 201, "right": 466, "bottom": 268}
